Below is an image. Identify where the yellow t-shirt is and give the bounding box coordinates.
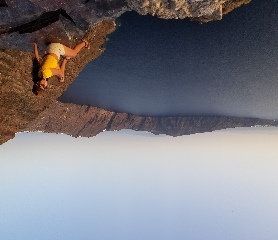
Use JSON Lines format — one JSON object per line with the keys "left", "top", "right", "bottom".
{"left": 39, "top": 55, "right": 58, "bottom": 79}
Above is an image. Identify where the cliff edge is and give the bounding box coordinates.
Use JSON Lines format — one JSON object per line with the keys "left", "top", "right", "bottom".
{"left": 0, "top": 0, "right": 255, "bottom": 144}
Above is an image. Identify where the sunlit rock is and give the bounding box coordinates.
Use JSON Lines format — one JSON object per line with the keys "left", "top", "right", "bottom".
{"left": 126, "top": 0, "right": 251, "bottom": 22}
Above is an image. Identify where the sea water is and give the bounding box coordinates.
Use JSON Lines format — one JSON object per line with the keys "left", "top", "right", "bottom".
{"left": 60, "top": 0, "right": 278, "bottom": 119}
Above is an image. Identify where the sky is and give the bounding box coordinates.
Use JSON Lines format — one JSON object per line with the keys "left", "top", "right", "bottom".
{"left": 1, "top": 127, "right": 278, "bottom": 240}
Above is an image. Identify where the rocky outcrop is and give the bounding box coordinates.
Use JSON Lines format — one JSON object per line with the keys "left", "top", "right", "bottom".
{"left": 0, "top": 0, "right": 254, "bottom": 144}
{"left": 127, "top": 0, "right": 251, "bottom": 22}
{"left": 0, "top": 20, "right": 116, "bottom": 144}
{"left": 23, "top": 101, "right": 278, "bottom": 137}
{"left": 0, "top": 0, "right": 127, "bottom": 51}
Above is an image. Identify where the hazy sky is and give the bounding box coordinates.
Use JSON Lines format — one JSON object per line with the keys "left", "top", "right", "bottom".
{"left": 1, "top": 128, "right": 278, "bottom": 240}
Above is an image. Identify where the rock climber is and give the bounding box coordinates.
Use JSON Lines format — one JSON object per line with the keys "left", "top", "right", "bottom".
{"left": 31, "top": 39, "right": 90, "bottom": 95}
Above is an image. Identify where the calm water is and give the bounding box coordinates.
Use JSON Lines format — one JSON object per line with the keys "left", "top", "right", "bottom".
{"left": 60, "top": 0, "right": 278, "bottom": 119}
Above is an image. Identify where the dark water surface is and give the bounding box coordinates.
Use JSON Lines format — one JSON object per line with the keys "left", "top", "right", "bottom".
{"left": 60, "top": 0, "right": 278, "bottom": 119}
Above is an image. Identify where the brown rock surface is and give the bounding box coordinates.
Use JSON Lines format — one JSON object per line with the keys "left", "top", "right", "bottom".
{"left": 0, "top": 20, "right": 116, "bottom": 144}
{"left": 126, "top": 0, "right": 252, "bottom": 22}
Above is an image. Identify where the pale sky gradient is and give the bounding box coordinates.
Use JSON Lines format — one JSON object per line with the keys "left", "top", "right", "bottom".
{"left": 1, "top": 128, "right": 278, "bottom": 240}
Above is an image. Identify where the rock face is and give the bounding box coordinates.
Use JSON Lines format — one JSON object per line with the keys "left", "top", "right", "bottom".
{"left": 0, "top": 0, "right": 127, "bottom": 51}
{"left": 0, "top": 0, "right": 255, "bottom": 144}
{"left": 0, "top": 21, "right": 116, "bottom": 144}
{"left": 126, "top": 0, "right": 251, "bottom": 22}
